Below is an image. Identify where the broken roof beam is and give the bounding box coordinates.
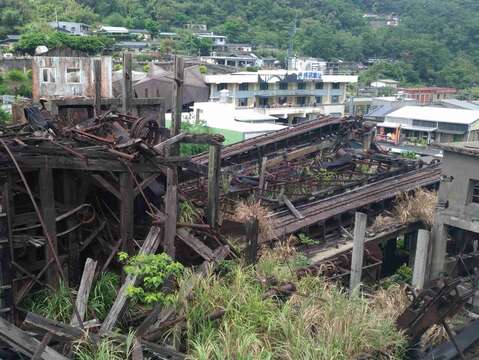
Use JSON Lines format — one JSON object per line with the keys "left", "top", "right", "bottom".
{"left": 0, "top": 316, "right": 67, "bottom": 360}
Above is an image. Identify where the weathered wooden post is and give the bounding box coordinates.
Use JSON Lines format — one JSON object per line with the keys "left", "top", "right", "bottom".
{"left": 62, "top": 171, "right": 80, "bottom": 285}
{"left": 349, "top": 211, "right": 367, "bottom": 292}
{"left": 119, "top": 172, "right": 134, "bottom": 253}
{"left": 93, "top": 59, "right": 102, "bottom": 117}
{"left": 412, "top": 229, "right": 430, "bottom": 290}
{"left": 164, "top": 56, "right": 184, "bottom": 258}
{"left": 39, "top": 167, "right": 59, "bottom": 288}
{"left": 245, "top": 218, "right": 259, "bottom": 264}
{"left": 121, "top": 53, "right": 133, "bottom": 114}
{"left": 207, "top": 144, "right": 221, "bottom": 228}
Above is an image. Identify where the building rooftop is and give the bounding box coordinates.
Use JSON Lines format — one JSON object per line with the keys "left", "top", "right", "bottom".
{"left": 435, "top": 141, "right": 479, "bottom": 157}
{"left": 400, "top": 87, "right": 457, "bottom": 93}
{"left": 205, "top": 70, "right": 358, "bottom": 84}
{"left": 438, "top": 99, "right": 479, "bottom": 111}
{"left": 376, "top": 79, "right": 399, "bottom": 84}
{"left": 99, "top": 26, "right": 129, "bottom": 33}
{"left": 386, "top": 106, "right": 479, "bottom": 125}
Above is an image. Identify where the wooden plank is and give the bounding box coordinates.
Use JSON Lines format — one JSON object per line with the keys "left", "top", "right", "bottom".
{"left": 63, "top": 171, "right": 81, "bottom": 286}
{"left": 24, "top": 312, "right": 185, "bottom": 360}
{"left": 281, "top": 194, "right": 304, "bottom": 219}
{"left": 349, "top": 212, "right": 367, "bottom": 292}
{"left": 119, "top": 172, "right": 134, "bottom": 253}
{"left": 122, "top": 53, "right": 133, "bottom": 114}
{"left": 164, "top": 167, "right": 178, "bottom": 258}
{"left": 132, "top": 337, "right": 144, "bottom": 360}
{"left": 207, "top": 145, "right": 221, "bottom": 228}
{"left": 71, "top": 258, "right": 97, "bottom": 327}
{"left": 245, "top": 219, "right": 259, "bottom": 264}
{"left": 94, "top": 59, "right": 102, "bottom": 117}
{"left": 39, "top": 167, "right": 58, "bottom": 288}
{"left": 153, "top": 133, "right": 187, "bottom": 154}
{"left": 100, "top": 226, "right": 163, "bottom": 334}
{"left": 176, "top": 228, "right": 214, "bottom": 261}
{"left": 171, "top": 56, "right": 184, "bottom": 156}
{"left": 0, "top": 316, "right": 67, "bottom": 360}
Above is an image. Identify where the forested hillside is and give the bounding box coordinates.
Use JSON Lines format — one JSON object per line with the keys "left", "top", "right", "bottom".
{"left": 1, "top": 0, "right": 479, "bottom": 88}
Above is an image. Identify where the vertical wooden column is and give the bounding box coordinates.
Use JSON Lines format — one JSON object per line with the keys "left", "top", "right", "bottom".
{"left": 430, "top": 215, "right": 448, "bottom": 280}
{"left": 0, "top": 176, "right": 14, "bottom": 320}
{"left": 39, "top": 167, "right": 59, "bottom": 288}
{"left": 93, "top": 59, "right": 102, "bottom": 117}
{"left": 412, "top": 229, "right": 431, "bottom": 290}
{"left": 122, "top": 53, "right": 133, "bottom": 114}
{"left": 349, "top": 212, "right": 367, "bottom": 292}
{"left": 245, "top": 218, "right": 259, "bottom": 264}
{"left": 207, "top": 144, "right": 221, "bottom": 228}
{"left": 62, "top": 171, "right": 80, "bottom": 286}
{"left": 163, "top": 56, "right": 184, "bottom": 259}
{"left": 120, "top": 172, "right": 134, "bottom": 254}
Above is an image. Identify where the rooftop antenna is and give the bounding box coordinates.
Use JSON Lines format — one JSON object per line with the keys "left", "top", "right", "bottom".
{"left": 286, "top": 16, "right": 297, "bottom": 70}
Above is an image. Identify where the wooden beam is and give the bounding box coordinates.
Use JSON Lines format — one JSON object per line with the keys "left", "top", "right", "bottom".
{"left": 62, "top": 171, "right": 81, "bottom": 286}
{"left": 0, "top": 316, "right": 67, "bottom": 360}
{"left": 281, "top": 194, "right": 304, "bottom": 219}
{"left": 176, "top": 228, "right": 214, "bottom": 261}
{"left": 119, "top": 172, "right": 134, "bottom": 253}
{"left": 94, "top": 59, "right": 102, "bottom": 117}
{"left": 153, "top": 133, "right": 187, "bottom": 154}
{"left": 207, "top": 144, "right": 221, "bottom": 228}
{"left": 245, "top": 219, "right": 259, "bottom": 264}
{"left": 171, "top": 56, "right": 184, "bottom": 156}
{"left": 122, "top": 53, "right": 133, "bottom": 114}
{"left": 349, "top": 212, "right": 367, "bottom": 292}
{"left": 412, "top": 229, "right": 431, "bottom": 290}
{"left": 100, "top": 226, "right": 163, "bottom": 334}
{"left": 164, "top": 167, "right": 178, "bottom": 258}
{"left": 70, "top": 258, "right": 97, "bottom": 327}
{"left": 23, "top": 312, "right": 185, "bottom": 360}
{"left": 39, "top": 167, "right": 58, "bottom": 288}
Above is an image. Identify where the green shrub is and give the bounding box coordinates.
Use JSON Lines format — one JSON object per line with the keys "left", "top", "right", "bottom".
{"left": 297, "top": 233, "right": 319, "bottom": 246}
{"left": 119, "top": 252, "right": 184, "bottom": 305}
{"left": 25, "top": 280, "right": 73, "bottom": 323}
{"left": 88, "top": 272, "right": 120, "bottom": 321}
{"left": 73, "top": 330, "right": 135, "bottom": 360}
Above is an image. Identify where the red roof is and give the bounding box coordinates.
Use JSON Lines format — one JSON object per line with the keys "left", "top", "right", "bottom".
{"left": 400, "top": 87, "right": 457, "bottom": 93}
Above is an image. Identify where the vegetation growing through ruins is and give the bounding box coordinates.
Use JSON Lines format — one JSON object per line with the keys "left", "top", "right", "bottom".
{"left": 0, "top": 70, "right": 32, "bottom": 98}
{"left": 181, "top": 245, "right": 406, "bottom": 359}
{"left": 73, "top": 330, "right": 136, "bottom": 360}
{"left": 180, "top": 121, "right": 210, "bottom": 156}
{"left": 119, "top": 252, "right": 184, "bottom": 305}
{"left": 297, "top": 232, "right": 320, "bottom": 246}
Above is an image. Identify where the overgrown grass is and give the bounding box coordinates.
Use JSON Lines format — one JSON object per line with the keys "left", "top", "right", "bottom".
{"left": 25, "top": 280, "right": 73, "bottom": 323}
{"left": 182, "top": 250, "right": 406, "bottom": 359}
{"left": 73, "top": 330, "right": 136, "bottom": 360}
{"left": 88, "top": 272, "right": 121, "bottom": 321}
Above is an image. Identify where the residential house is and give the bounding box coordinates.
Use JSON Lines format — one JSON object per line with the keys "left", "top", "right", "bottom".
{"left": 204, "top": 69, "right": 358, "bottom": 122}
{"left": 362, "top": 96, "right": 417, "bottom": 121}
{"left": 196, "top": 32, "right": 227, "bottom": 51}
{"left": 371, "top": 79, "right": 399, "bottom": 89}
{"left": 98, "top": 26, "right": 129, "bottom": 36}
{"left": 376, "top": 106, "right": 479, "bottom": 144}
{"left": 201, "top": 53, "right": 259, "bottom": 68}
{"left": 129, "top": 29, "right": 152, "bottom": 41}
{"left": 289, "top": 57, "right": 327, "bottom": 72}
{"left": 48, "top": 21, "right": 90, "bottom": 36}
{"left": 363, "top": 14, "right": 400, "bottom": 28}
{"left": 400, "top": 87, "right": 457, "bottom": 105}
{"left": 225, "top": 43, "right": 253, "bottom": 53}
{"left": 0, "top": 35, "right": 21, "bottom": 50}
{"left": 429, "top": 141, "right": 479, "bottom": 278}
{"left": 113, "top": 41, "right": 149, "bottom": 51}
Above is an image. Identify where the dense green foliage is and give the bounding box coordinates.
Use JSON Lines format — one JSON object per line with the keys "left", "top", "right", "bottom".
{"left": 1, "top": 0, "right": 479, "bottom": 88}
{"left": 0, "top": 70, "right": 32, "bottom": 97}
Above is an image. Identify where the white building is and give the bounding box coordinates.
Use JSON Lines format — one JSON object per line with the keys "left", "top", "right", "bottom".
{"left": 98, "top": 26, "right": 129, "bottom": 35}
{"left": 289, "top": 57, "right": 328, "bottom": 72}
{"left": 204, "top": 70, "right": 358, "bottom": 122}
{"left": 377, "top": 106, "right": 479, "bottom": 144}
{"left": 196, "top": 32, "right": 227, "bottom": 50}
{"left": 48, "top": 21, "right": 90, "bottom": 36}
{"left": 191, "top": 101, "right": 286, "bottom": 144}
{"left": 370, "top": 79, "right": 399, "bottom": 89}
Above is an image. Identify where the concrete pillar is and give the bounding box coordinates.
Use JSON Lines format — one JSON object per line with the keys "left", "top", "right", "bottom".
{"left": 350, "top": 212, "right": 367, "bottom": 292}
{"left": 430, "top": 216, "right": 448, "bottom": 280}
{"left": 412, "top": 229, "right": 430, "bottom": 290}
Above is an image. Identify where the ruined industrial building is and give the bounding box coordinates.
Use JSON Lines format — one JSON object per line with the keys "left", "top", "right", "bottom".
{"left": 0, "top": 52, "right": 479, "bottom": 360}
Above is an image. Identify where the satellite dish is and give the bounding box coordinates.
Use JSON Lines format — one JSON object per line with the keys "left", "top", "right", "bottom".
{"left": 35, "top": 46, "right": 49, "bottom": 55}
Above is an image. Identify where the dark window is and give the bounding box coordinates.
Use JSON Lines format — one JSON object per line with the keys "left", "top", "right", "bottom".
{"left": 296, "top": 96, "right": 306, "bottom": 106}
{"left": 315, "top": 82, "right": 324, "bottom": 89}
{"left": 332, "top": 82, "right": 340, "bottom": 89}
{"left": 145, "top": 88, "right": 149, "bottom": 97}
{"left": 413, "top": 119, "right": 436, "bottom": 128}
{"left": 470, "top": 180, "right": 479, "bottom": 204}
{"left": 237, "top": 98, "right": 248, "bottom": 106}
{"left": 331, "top": 95, "right": 340, "bottom": 104}
{"left": 297, "top": 82, "right": 306, "bottom": 90}
{"left": 260, "top": 82, "right": 269, "bottom": 90}
{"left": 315, "top": 96, "right": 322, "bottom": 104}
{"left": 238, "top": 83, "right": 249, "bottom": 91}
{"left": 258, "top": 97, "right": 269, "bottom": 106}
{"left": 156, "top": 88, "right": 160, "bottom": 97}
{"left": 279, "top": 82, "right": 288, "bottom": 90}
{"left": 217, "top": 83, "right": 227, "bottom": 91}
